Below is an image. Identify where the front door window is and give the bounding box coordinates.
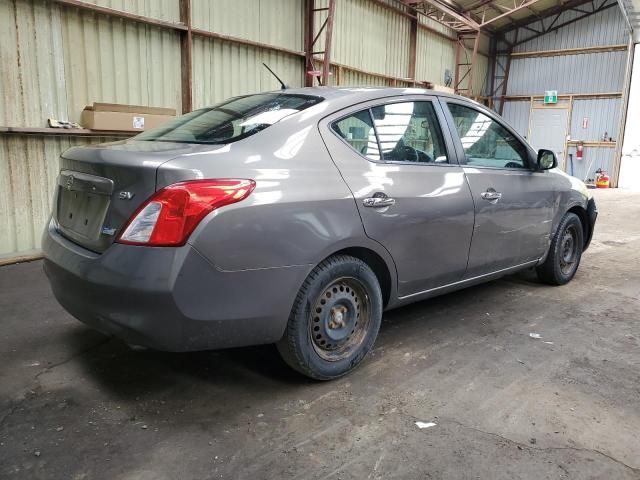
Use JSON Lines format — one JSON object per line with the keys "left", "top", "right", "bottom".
{"left": 447, "top": 103, "right": 529, "bottom": 169}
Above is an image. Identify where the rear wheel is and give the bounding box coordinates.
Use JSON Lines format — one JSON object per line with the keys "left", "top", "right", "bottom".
{"left": 537, "top": 212, "right": 584, "bottom": 285}
{"left": 277, "top": 255, "right": 383, "bottom": 380}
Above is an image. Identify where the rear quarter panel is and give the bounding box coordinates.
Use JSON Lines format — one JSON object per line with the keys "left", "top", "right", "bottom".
{"left": 158, "top": 113, "right": 395, "bottom": 277}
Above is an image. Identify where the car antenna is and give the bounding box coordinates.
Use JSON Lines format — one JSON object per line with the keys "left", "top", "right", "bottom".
{"left": 262, "top": 63, "right": 288, "bottom": 91}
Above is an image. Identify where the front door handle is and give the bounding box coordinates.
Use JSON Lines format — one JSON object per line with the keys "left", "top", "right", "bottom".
{"left": 480, "top": 189, "right": 502, "bottom": 202}
{"left": 363, "top": 194, "right": 395, "bottom": 208}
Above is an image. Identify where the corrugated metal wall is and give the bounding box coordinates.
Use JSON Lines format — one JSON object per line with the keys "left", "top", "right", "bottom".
{"left": 507, "top": 51, "right": 627, "bottom": 96}
{"left": 513, "top": 7, "right": 627, "bottom": 52}
{"left": 191, "top": 0, "right": 303, "bottom": 51}
{"left": 416, "top": 29, "right": 455, "bottom": 86}
{"left": 0, "top": 0, "right": 67, "bottom": 127}
{"left": 82, "top": 0, "right": 180, "bottom": 22}
{"left": 570, "top": 98, "right": 622, "bottom": 141}
{"left": 565, "top": 146, "right": 616, "bottom": 182}
{"left": 499, "top": 6, "right": 629, "bottom": 184}
{"left": 0, "top": 0, "right": 461, "bottom": 260}
{"left": 60, "top": 8, "right": 182, "bottom": 122}
{"left": 501, "top": 100, "right": 531, "bottom": 138}
{"left": 192, "top": 37, "right": 304, "bottom": 108}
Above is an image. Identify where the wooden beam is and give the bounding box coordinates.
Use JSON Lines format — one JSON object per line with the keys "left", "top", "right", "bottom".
{"left": 52, "top": 0, "right": 187, "bottom": 31}
{"left": 467, "top": 33, "right": 480, "bottom": 97}
{"left": 321, "top": 0, "right": 336, "bottom": 86}
{"left": 510, "top": 44, "right": 627, "bottom": 58}
{"left": 191, "top": 29, "right": 305, "bottom": 58}
{"left": 409, "top": 16, "right": 418, "bottom": 80}
{"left": 179, "top": 0, "right": 193, "bottom": 114}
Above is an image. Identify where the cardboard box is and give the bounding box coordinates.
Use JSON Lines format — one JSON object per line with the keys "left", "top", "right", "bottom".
{"left": 424, "top": 83, "right": 455, "bottom": 94}
{"left": 80, "top": 102, "right": 176, "bottom": 132}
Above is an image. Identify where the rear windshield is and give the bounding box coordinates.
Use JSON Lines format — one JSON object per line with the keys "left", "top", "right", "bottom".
{"left": 136, "top": 93, "right": 323, "bottom": 144}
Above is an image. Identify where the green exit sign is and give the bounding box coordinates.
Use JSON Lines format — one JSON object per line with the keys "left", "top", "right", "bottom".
{"left": 544, "top": 90, "right": 558, "bottom": 104}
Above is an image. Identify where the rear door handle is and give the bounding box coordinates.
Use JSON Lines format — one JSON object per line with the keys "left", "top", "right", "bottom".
{"left": 480, "top": 189, "right": 502, "bottom": 201}
{"left": 363, "top": 195, "right": 395, "bottom": 208}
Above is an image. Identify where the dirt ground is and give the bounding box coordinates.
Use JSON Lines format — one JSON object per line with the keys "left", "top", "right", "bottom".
{"left": 1, "top": 189, "right": 639, "bottom": 479}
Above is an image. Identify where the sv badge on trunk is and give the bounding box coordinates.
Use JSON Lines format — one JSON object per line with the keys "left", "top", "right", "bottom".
{"left": 119, "top": 191, "right": 135, "bottom": 200}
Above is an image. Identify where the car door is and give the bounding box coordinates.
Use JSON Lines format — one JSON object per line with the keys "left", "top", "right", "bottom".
{"left": 441, "top": 99, "right": 556, "bottom": 278}
{"left": 319, "top": 96, "right": 475, "bottom": 297}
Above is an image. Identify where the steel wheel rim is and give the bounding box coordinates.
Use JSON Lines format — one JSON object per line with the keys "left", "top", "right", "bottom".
{"left": 559, "top": 224, "right": 579, "bottom": 275}
{"left": 309, "top": 276, "right": 371, "bottom": 362}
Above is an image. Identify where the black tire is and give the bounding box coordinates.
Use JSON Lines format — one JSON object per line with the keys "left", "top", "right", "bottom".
{"left": 277, "top": 255, "right": 383, "bottom": 380}
{"left": 536, "top": 212, "right": 584, "bottom": 285}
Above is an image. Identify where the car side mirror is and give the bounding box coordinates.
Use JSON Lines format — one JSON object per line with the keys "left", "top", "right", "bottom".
{"left": 537, "top": 149, "right": 557, "bottom": 170}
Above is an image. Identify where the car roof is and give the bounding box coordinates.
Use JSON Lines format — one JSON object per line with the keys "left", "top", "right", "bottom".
{"left": 263, "top": 86, "right": 482, "bottom": 115}
{"left": 275, "top": 86, "right": 473, "bottom": 104}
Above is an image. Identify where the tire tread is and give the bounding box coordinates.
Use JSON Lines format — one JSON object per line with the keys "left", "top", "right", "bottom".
{"left": 277, "top": 255, "right": 380, "bottom": 380}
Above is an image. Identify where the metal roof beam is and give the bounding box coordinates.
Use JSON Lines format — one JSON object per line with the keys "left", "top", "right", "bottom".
{"left": 403, "top": 0, "right": 481, "bottom": 30}
{"left": 496, "top": 0, "right": 600, "bottom": 33}
{"left": 479, "top": 0, "right": 546, "bottom": 27}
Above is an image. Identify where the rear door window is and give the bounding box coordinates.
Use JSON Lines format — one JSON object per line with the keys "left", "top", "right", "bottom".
{"left": 136, "top": 93, "right": 323, "bottom": 144}
{"left": 371, "top": 101, "right": 448, "bottom": 164}
{"left": 331, "top": 100, "right": 448, "bottom": 164}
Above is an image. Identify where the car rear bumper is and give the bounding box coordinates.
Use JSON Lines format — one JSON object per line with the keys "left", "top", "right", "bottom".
{"left": 42, "top": 221, "right": 308, "bottom": 352}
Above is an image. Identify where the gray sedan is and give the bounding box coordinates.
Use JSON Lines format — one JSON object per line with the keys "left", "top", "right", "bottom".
{"left": 42, "top": 87, "right": 597, "bottom": 379}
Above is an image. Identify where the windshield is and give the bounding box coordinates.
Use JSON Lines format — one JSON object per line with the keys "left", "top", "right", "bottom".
{"left": 136, "top": 93, "right": 323, "bottom": 144}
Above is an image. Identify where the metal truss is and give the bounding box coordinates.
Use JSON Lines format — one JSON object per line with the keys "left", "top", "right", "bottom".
{"left": 499, "top": 0, "right": 619, "bottom": 45}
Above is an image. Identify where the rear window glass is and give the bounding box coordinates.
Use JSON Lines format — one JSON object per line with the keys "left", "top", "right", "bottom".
{"left": 136, "top": 93, "right": 323, "bottom": 144}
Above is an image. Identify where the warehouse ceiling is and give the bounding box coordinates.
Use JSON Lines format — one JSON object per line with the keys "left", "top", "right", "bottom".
{"left": 403, "top": 0, "right": 631, "bottom": 33}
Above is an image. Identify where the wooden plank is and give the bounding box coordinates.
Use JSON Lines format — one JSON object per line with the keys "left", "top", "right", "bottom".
{"left": 567, "top": 141, "right": 617, "bottom": 147}
{"left": 0, "top": 252, "right": 44, "bottom": 267}
{"left": 511, "top": 44, "right": 627, "bottom": 59}
{"left": 0, "top": 127, "right": 132, "bottom": 137}
{"left": 503, "top": 92, "right": 623, "bottom": 100}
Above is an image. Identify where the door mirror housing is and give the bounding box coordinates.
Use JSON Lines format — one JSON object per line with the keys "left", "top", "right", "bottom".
{"left": 537, "top": 149, "right": 557, "bottom": 170}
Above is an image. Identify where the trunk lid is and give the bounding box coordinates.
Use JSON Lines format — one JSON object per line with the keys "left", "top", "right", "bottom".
{"left": 54, "top": 140, "right": 202, "bottom": 252}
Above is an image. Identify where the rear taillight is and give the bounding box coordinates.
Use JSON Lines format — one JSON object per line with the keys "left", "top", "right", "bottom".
{"left": 117, "top": 179, "right": 256, "bottom": 246}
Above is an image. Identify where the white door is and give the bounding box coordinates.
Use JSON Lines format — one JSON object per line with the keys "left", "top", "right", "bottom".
{"left": 528, "top": 108, "right": 568, "bottom": 169}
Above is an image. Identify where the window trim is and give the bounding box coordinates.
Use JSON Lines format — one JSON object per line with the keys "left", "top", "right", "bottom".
{"left": 441, "top": 98, "right": 537, "bottom": 171}
{"left": 327, "top": 96, "right": 458, "bottom": 168}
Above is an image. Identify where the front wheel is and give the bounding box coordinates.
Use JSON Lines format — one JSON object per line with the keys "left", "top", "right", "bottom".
{"left": 277, "top": 255, "right": 383, "bottom": 380}
{"left": 536, "top": 212, "right": 584, "bottom": 285}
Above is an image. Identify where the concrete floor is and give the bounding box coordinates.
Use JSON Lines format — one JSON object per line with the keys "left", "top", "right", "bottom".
{"left": 1, "top": 189, "right": 639, "bottom": 479}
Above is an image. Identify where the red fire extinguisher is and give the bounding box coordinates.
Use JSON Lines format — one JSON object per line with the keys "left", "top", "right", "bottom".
{"left": 595, "top": 168, "right": 610, "bottom": 188}
{"left": 576, "top": 142, "right": 584, "bottom": 160}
